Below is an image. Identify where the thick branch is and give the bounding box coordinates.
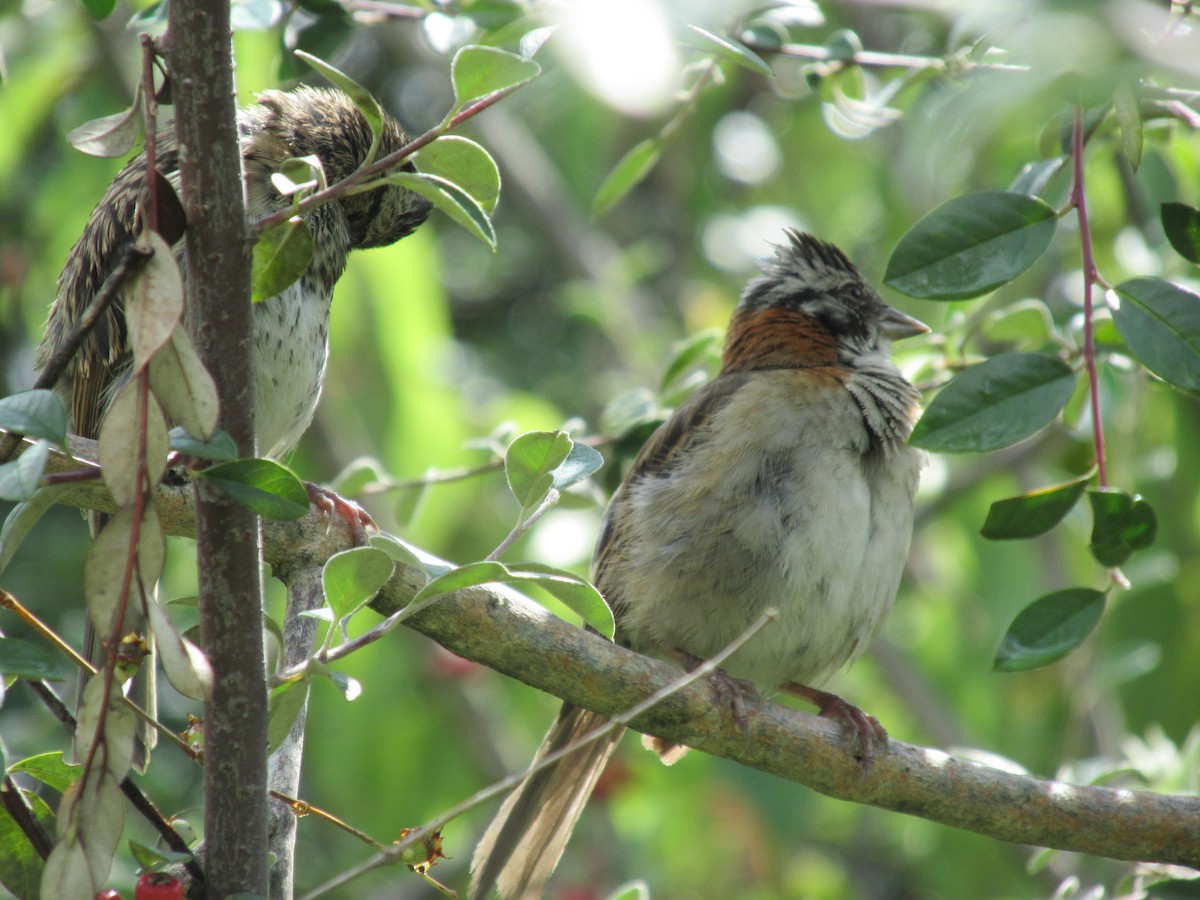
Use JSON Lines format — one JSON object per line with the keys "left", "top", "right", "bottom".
{"left": 167, "top": 1, "right": 269, "bottom": 895}
{"left": 29, "top": 436, "right": 1200, "bottom": 870}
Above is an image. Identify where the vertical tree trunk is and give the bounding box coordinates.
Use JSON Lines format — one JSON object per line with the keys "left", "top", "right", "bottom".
{"left": 167, "top": 4, "right": 270, "bottom": 896}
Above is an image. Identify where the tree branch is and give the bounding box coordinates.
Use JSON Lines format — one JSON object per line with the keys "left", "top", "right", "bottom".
{"left": 167, "top": 0, "right": 269, "bottom": 894}
{"left": 25, "top": 435, "right": 1200, "bottom": 871}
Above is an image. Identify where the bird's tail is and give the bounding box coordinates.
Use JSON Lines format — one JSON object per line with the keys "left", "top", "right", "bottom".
{"left": 470, "top": 703, "right": 623, "bottom": 900}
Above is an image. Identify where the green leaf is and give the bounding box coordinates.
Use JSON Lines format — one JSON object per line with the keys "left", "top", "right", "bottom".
{"left": 511, "top": 561, "right": 615, "bottom": 639}
{"left": 194, "top": 458, "right": 309, "bottom": 520}
{"left": 451, "top": 45, "right": 541, "bottom": 110}
{"left": 80, "top": 0, "right": 117, "bottom": 18}
{"left": 168, "top": 426, "right": 237, "bottom": 461}
{"left": 251, "top": 217, "right": 314, "bottom": 303}
{"left": 994, "top": 588, "right": 1106, "bottom": 672}
{"left": 593, "top": 138, "right": 663, "bottom": 219}
{"left": 0, "top": 638, "right": 66, "bottom": 681}
{"left": 1114, "top": 81, "right": 1143, "bottom": 172}
{"left": 910, "top": 353, "right": 1077, "bottom": 453}
{"left": 505, "top": 431, "right": 573, "bottom": 510}
{"left": 294, "top": 50, "right": 384, "bottom": 159}
{"left": 1161, "top": 203, "right": 1200, "bottom": 265}
{"left": 7, "top": 752, "right": 80, "bottom": 793}
{"left": 267, "top": 681, "right": 309, "bottom": 753}
{"left": 884, "top": 191, "right": 1057, "bottom": 300}
{"left": 322, "top": 547, "right": 394, "bottom": 620}
{"left": 0, "top": 390, "right": 68, "bottom": 445}
{"left": 684, "top": 24, "right": 773, "bottom": 77}
{"left": 553, "top": 442, "right": 603, "bottom": 491}
{"left": 981, "top": 472, "right": 1092, "bottom": 540}
{"left": 412, "top": 560, "right": 615, "bottom": 638}
{"left": 1088, "top": 489, "right": 1157, "bottom": 566}
{"left": 367, "top": 533, "right": 453, "bottom": 578}
{"left": 0, "top": 788, "right": 50, "bottom": 898}
{"left": 65, "top": 84, "right": 142, "bottom": 157}
{"left": 0, "top": 440, "right": 50, "bottom": 502}
{"left": 1112, "top": 277, "right": 1200, "bottom": 395}
{"left": 127, "top": 839, "right": 193, "bottom": 872}
{"left": 377, "top": 172, "right": 496, "bottom": 248}
{"left": 1147, "top": 879, "right": 1200, "bottom": 900}
{"left": 659, "top": 329, "right": 721, "bottom": 394}
{"left": 416, "top": 136, "right": 501, "bottom": 215}
{"left": 1007, "top": 158, "right": 1065, "bottom": 199}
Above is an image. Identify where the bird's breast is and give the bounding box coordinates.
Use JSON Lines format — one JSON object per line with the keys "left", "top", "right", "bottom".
{"left": 611, "top": 369, "right": 922, "bottom": 689}
{"left": 250, "top": 277, "right": 333, "bottom": 459}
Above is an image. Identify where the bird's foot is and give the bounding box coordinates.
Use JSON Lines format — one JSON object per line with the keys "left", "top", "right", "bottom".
{"left": 784, "top": 682, "right": 888, "bottom": 772}
{"left": 306, "top": 483, "right": 377, "bottom": 546}
{"left": 674, "top": 650, "right": 759, "bottom": 734}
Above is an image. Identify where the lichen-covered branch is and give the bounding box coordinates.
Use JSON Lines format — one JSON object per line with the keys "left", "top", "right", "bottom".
{"left": 29, "top": 435, "right": 1200, "bottom": 870}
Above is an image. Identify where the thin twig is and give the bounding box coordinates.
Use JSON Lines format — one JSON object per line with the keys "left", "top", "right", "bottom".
{"left": 1069, "top": 108, "right": 1108, "bottom": 489}
{"left": 252, "top": 81, "right": 533, "bottom": 239}
{"left": 297, "top": 609, "right": 781, "bottom": 900}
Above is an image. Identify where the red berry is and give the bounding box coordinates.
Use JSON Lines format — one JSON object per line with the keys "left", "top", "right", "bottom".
{"left": 135, "top": 872, "right": 183, "bottom": 900}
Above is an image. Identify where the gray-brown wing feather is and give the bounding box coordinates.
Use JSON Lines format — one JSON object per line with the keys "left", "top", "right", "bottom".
{"left": 593, "top": 372, "right": 751, "bottom": 628}
{"left": 469, "top": 705, "right": 622, "bottom": 900}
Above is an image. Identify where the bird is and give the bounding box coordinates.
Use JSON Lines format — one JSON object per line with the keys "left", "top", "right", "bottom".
{"left": 470, "top": 230, "right": 927, "bottom": 899}
{"left": 37, "top": 86, "right": 433, "bottom": 767}
{"left": 40, "top": 85, "right": 432, "bottom": 458}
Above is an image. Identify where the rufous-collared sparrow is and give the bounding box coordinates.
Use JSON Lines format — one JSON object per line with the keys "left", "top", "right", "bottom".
{"left": 471, "top": 230, "right": 927, "bottom": 900}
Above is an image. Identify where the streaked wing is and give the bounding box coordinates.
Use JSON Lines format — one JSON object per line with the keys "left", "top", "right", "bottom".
{"left": 592, "top": 372, "right": 751, "bottom": 606}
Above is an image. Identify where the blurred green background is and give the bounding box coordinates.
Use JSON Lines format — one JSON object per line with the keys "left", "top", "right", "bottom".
{"left": 1, "top": 1, "right": 1198, "bottom": 898}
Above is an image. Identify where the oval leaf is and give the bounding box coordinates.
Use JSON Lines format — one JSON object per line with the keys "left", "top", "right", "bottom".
{"left": 0, "top": 637, "right": 67, "bottom": 681}
{"left": 506, "top": 431, "right": 573, "bottom": 510}
{"left": 0, "top": 389, "right": 68, "bottom": 445}
{"left": 451, "top": 45, "right": 541, "bottom": 110}
{"left": 0, "top": 440, "right": 51, "bottom": 502}
{"left": 251, "top": 217, "right": 314, "bottom": 303}
{"left": 507, "top": 562, "right": 615, "bottom": 639}
{"left": 66, "top": 85, "right": 143, "bottom": 158}
{"left": 980, "top": 472, "right": 1092, "bottom": 540}
{"left": 885, "top": 191, "right": 1057, "bottom": 300}
{"left": 994, "top": 588, "right": 1106, "bottom": 672}
{"left": 98, "top": 381, "right": 169, "bottom": 507}
{"left": 194, "top": 458, "right": 309, "bottom": 520}
{"left": 83, "top": 504, "right": 165, "bottom": 643}
{"left": 9, "top": 752, "right": 81, "bottom": 793}
{"left": 268, "top": 681, "right": 310, "bottom": 754}
{"left": 1162, "top": 202, "right": 1200, "bottom": 264}
{"left": 168, "top": 426, "right": 237, "bottom": 462}
{"left": 416, "top": 136, "right": 501, "bottom": 215}
{"left": 413, "top": 560, "right": 511, "bottom": 604}
{"left": 1111, "top": 278, "right": 1200, "bottom": 395}
{"left": 127, "top": 230, "right": 184, "bottom": 370}
{"left": 149, "top": 324, "right": 220, "bottom": 441}
{"left": 1088, "top": 488, "right": 1158, "bottom": 566}
{"left": 910, "top": 352, "right": 1077, "bottom": 453}
{"left": 552, "top": 442, "right": 603, "bottom": 491}
{"left": 685, "top": 24, "right": 773, "bottom": 76}
{"left": 323, "top": 546, "right": 395, "bottom": 620}
{"left": 378, "top": 171, "right": 496, "bottom": 248}
{"left": 146, "top": 596, "right": 212, "bottom": 701}
{"left": 75, "top": 677, "right": 137, "bottom": 780}
{"left": 294, "top": 50, "right": 384, "bottom": 154}
{"left": 593, "top": 138, "right": 663, "bottom": 219}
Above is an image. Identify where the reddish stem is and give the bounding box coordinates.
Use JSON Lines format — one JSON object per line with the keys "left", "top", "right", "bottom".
{"left": 1070, "top": 108, "right": 1108, "bottom": 488}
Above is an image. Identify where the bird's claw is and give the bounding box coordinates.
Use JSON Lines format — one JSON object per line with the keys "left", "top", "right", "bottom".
{"left": 306, "top": 483, "right": 376, "bottom": 546}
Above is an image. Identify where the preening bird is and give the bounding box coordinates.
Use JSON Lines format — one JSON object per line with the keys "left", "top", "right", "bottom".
{"left": 471, "top": 231, "right": 927, "bottom": 899}
{"left": 38, "top": 86, "right": 433, "bottom": 767}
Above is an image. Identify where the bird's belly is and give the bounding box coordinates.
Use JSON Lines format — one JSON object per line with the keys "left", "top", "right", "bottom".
{"left": 616, "top": 389, "right": 921, "bottom": 690}
{"left": 250, "top": 283, "right": 331, "bottom": 459}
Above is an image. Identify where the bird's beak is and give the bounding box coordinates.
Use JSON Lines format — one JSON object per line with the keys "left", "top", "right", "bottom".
{"left": 880, "top": 306, "right": 930, "bottom": 340}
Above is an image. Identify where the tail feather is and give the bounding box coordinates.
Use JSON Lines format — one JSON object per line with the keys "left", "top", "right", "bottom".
{"left": 470, "top": 704, "right": 623, "bottom": 900}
